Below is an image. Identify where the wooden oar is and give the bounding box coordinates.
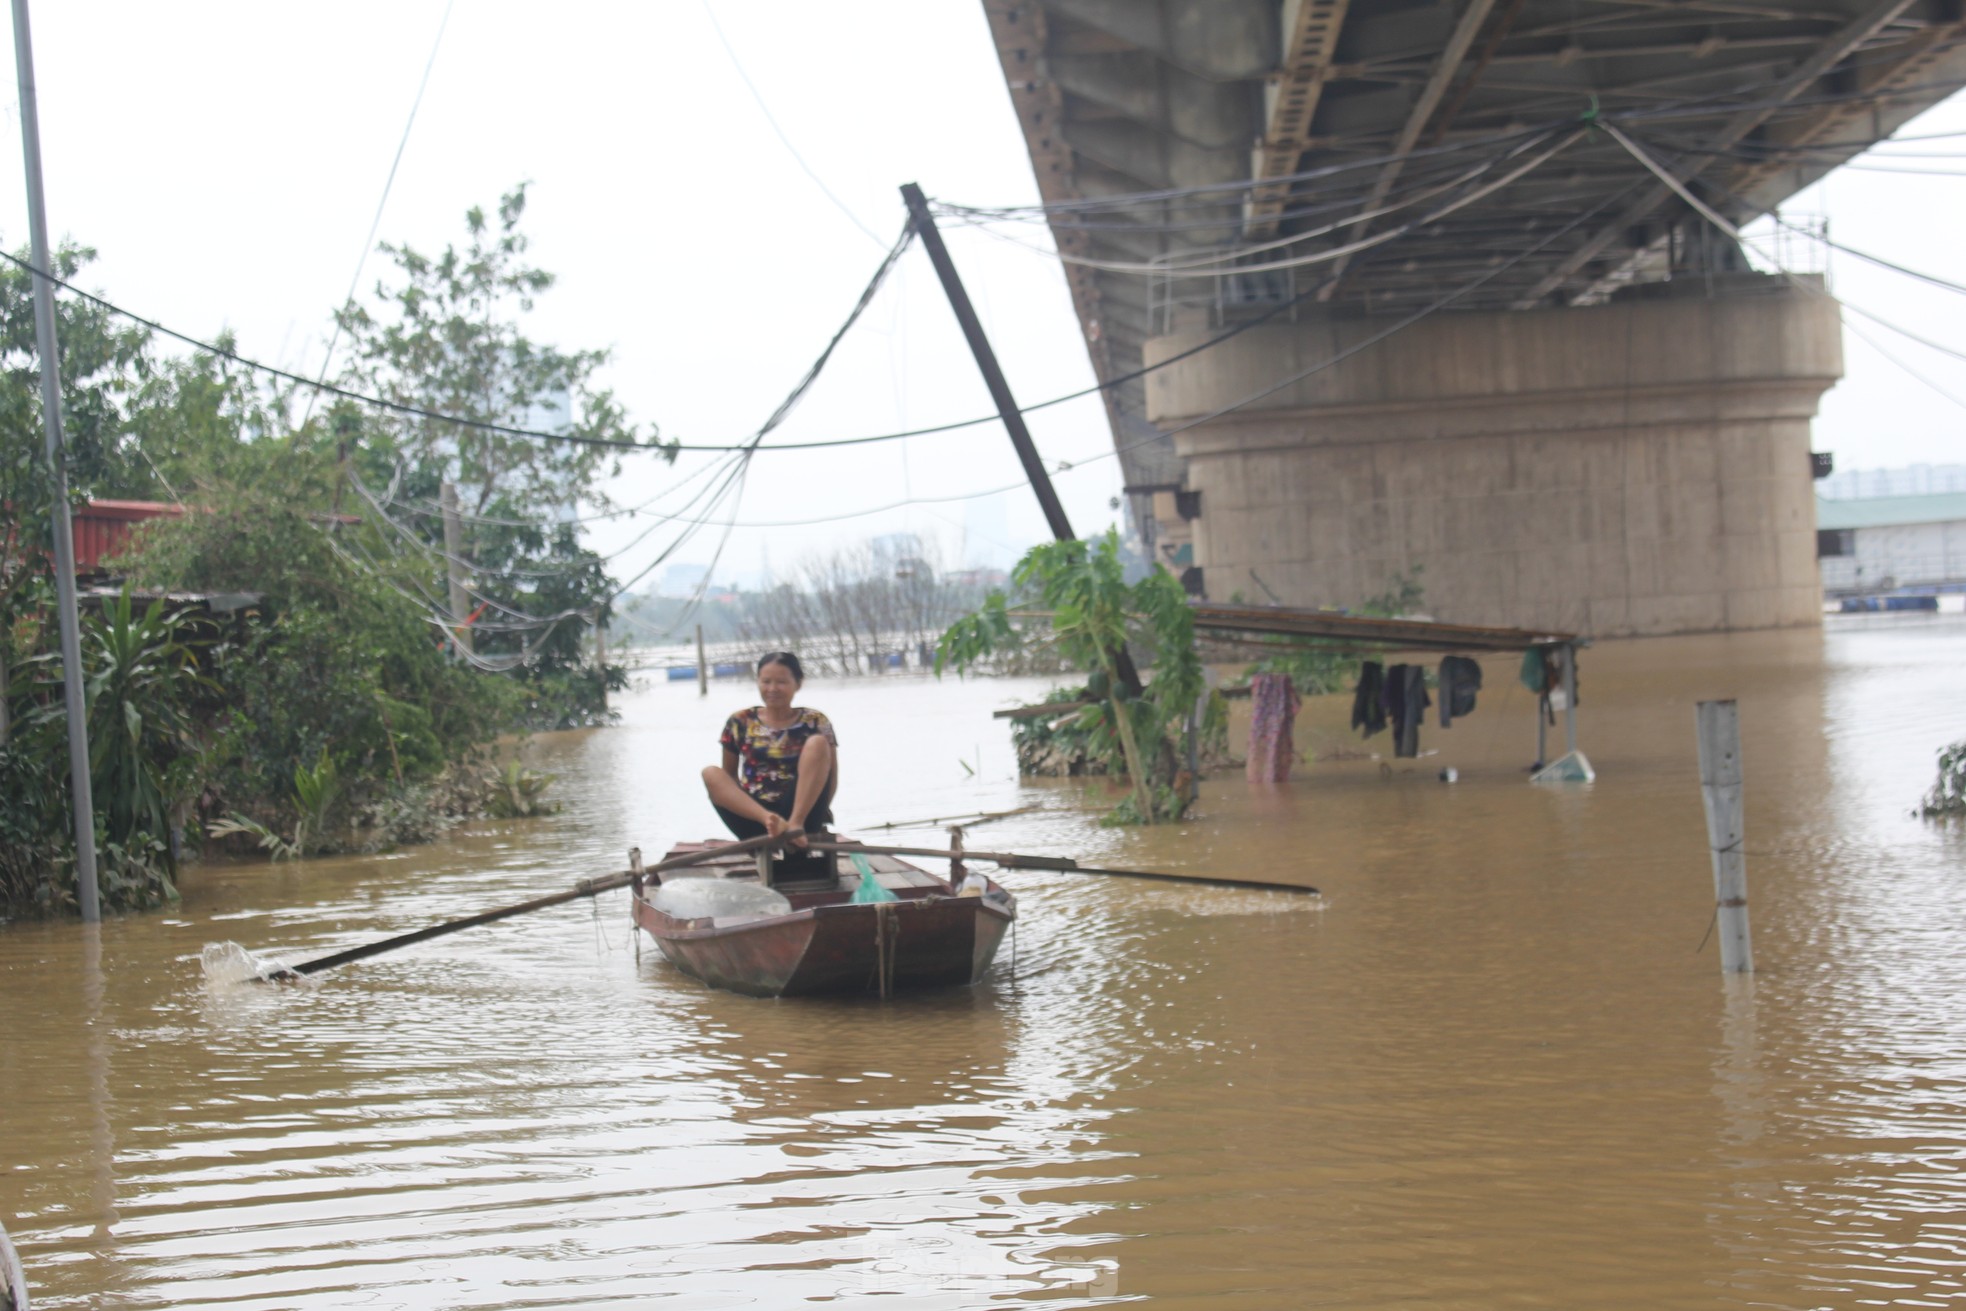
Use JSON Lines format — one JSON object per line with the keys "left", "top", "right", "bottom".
{"left": 258, "top": 830, "right": 801, "bottom": 981}
{"left": 808, "top": 840, "right": 1318, "bottom": 896}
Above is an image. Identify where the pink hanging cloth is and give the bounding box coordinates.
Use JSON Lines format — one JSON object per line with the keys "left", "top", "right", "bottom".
{"left": 1246, "top": 672, "right": 1301, "bottom": 783}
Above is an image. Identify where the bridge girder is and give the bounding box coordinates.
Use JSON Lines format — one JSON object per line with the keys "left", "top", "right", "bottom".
{"left": 981, "top": 0, "right": 1966, "bottom": 502}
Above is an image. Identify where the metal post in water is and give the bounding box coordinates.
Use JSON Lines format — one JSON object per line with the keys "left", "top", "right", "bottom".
{"left": 1695, "top": 699, "right": 1753, "bottom": 974}
{"left": 1563, "top": 642, "right": 1579, "bottom": 757}
{"left": 439, "top": 481, "right": 472, "bottom": 655}
{"left": 1535, "top": 695, "right": 1547, "bottom": 769}
{"left": 695, "top": 623, "right": 708, "bottom": 696}
{"left": 13, "top": 0, "right": 98, "bottom": 920}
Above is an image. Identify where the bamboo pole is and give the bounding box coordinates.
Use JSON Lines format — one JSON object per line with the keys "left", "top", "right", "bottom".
{"left": 1696, "top": 700, "right": 1753, "bottom": 974}
{"left": 259, "top": 830, "right": 800, "bottom": 980}
{"left": 804, "top": 840, "right": 1318, "bottom": 895}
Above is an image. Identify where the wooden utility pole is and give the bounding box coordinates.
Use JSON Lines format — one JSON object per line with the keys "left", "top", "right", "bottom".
{"left": 13, "top": 0, "right": 98, "bottom": 919}
{"left": 439, "top": 481, "right": 473, "bottom": 656}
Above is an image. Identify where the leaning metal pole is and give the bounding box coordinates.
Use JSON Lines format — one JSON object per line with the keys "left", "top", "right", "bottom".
{"left": 12, "top": 0, "right": 100, "bottom": 920}
{"left": 899, "top": 182, "right": 1075, "bottom": 542}
{"left": 900, "top": 180, "right": 1146, "bottom": 699}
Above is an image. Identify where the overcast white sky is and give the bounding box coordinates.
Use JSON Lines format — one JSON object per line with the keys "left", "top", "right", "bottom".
{"left": 5, "top": 2, "right": 1964, "bottom": 597}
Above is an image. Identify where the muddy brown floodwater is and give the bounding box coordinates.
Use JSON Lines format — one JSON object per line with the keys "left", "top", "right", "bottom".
{"left": 5, "top": 620, "right": 1966, "bottom": 1308}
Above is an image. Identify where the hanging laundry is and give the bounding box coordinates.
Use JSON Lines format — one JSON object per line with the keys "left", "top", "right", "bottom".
{"left": 1438, "top": 656, "right": 1483, "bottom": 727}
{"left": 1351, "top": 661, "right": 1387, "bottom": 738}
{"left": 1246, "top": 673, "right": 1301, "bottom": 783}
{"left": 1519, "top": 647, "right": 1550, "bottom": 695}
{"left": 1547, "top": 646, "right": 1578, "bottom": 710}
{"left": 1380, "top": 663, "right": 1431, "bottom": 758}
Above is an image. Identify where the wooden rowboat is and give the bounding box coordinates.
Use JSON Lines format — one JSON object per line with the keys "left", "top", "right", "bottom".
{"left": 630, "top": 840, "right": 1017, "bottom": 998}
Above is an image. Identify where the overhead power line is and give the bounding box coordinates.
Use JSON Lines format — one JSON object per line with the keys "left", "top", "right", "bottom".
{"left": 697, "top": 0, "right": 890, "bottom": 250}
{"left": 0, "top": 245, "right": 672, "bottom": 453}
{"left": 302, "top": 0, "right": 457, "bottom": 428}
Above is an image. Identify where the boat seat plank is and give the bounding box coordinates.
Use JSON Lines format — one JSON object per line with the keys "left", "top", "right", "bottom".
{"left": 661, "top": 843, "right": 946, "bottom": 890}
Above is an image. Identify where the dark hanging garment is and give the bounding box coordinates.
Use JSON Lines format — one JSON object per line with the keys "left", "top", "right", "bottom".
{"left": 1384, "top": 663, "right": 1430, "bottom": 758}
{"left": 1519, "top": 647, "right": 1550, "bottom": 695}
{"left": 1351, "top": 661, "right": 1387, "bottom": 737}
{"left": 1439, "top": 656, "right": 1483, "bottom": 726}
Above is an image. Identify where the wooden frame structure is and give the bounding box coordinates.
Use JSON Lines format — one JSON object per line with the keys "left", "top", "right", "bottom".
{"left": 1188, "top": 602, "right": 1592, "bottom": 781}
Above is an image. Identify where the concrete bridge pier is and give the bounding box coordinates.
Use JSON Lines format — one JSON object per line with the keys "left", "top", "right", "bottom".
{"left": 1143, "top": 274, "right": 1843, "bottom": 636}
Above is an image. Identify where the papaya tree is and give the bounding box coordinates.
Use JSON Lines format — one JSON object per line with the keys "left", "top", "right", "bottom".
{"left": 937, "top": 530, "right": 1214, "bottom": 824}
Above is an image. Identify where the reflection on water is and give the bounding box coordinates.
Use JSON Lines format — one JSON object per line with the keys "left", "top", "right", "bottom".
{"left": 5, "top": 625, "right": 1966, "bottom": 1307}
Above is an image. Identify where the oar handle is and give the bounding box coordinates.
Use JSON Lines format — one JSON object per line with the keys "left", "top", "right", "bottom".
{"left": 263, "top": 829, "right": 804, "bottom": 980}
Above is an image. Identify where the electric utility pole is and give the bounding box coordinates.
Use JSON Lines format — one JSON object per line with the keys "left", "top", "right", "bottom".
{"left": 899, "top": 182, "right": 1075, "bottom": 541}
{"left": 12, "top": 0, "right": 99, "bottom": 920}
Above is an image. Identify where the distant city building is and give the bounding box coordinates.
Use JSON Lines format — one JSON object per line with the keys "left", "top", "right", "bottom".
{"left": 1816, "top": 492, "right": 1966, "bottom": 595}
{"left": 656, "top": 563, "right": 710, "bottom": 598}
{"left": 962, "top": 492, "right": 1017, "bottom": 572}
{"left": 1817, "top": 462, "right": 1966, "bottom": 501}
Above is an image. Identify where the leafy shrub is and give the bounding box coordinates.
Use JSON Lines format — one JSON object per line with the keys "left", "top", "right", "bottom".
{"left": 1922, "top": 741, "right": 1966, "bottom": 817}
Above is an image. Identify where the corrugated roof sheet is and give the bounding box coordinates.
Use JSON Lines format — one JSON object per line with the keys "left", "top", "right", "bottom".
{"left": 1816, "top": 493, "right": 1966, "bottom": 531}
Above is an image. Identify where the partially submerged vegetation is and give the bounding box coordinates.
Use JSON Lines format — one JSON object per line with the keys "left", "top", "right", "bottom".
{"left": 934, "top": 546, "right": 1431, "bottom": 824}
{"left": 938, "top": 531, "right": 1222, "bottom": 825}
{"left": 2, "top": 188, "right": 663, "bottom": 917}
{"left": 1922, "top": 741, "right": 1966, "bottom": 818}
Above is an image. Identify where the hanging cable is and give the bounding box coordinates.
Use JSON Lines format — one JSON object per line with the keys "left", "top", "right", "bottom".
{"left": 585, "top": 177, "right": 1653, "bottom": 535}
{"left": 967, "top": 129, "right": 1576, "bottom": 278}
{"left": 697, "top": 0, "right": 889, "bottom": 251}
{"left": 302, "top": 0, "right": 457, "bottom": 428}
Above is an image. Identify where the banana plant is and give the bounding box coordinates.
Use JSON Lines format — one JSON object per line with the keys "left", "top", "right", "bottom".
{"left": 66, "top": 589, "right": 215, "bottom": 851}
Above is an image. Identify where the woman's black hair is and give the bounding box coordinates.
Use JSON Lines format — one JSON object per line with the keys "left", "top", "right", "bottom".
{"left": 757, "top": 651, "right": 804, "bottom": 684}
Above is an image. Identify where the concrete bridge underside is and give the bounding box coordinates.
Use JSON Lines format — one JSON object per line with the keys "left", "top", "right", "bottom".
{"left": 983, "top": 0, "right": 1966, "bottom": 634}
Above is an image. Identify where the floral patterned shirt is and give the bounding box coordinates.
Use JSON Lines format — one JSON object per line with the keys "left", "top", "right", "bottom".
{"left": 720, "top": 707, "right": 838, "bottom": 805}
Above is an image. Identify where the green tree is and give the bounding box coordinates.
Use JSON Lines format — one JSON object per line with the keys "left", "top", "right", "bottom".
{"left": 334, "top": 184, "right": 663, "bottom": 519}
{"left": 332, "top": 186, "right": 670, "bottom": 723}
{"left": 0, "top": 241, "right": 155, "bottom": 615}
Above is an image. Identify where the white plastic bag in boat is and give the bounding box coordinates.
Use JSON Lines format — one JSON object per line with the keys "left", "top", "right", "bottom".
{"left": 650, "top": 878, "right": 792, "bottom": 924}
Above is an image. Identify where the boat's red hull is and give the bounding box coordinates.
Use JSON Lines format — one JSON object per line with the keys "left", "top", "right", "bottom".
{"left": 631, "top": 842, "right": 1015, "bottom": 998}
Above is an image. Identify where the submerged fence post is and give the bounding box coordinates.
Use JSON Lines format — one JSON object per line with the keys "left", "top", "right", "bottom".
{"left": 1696, "top": 699, "right": 1753, "bottom": 974}
{"left": 695, "top": 624, "right": 708, "bottom": 696}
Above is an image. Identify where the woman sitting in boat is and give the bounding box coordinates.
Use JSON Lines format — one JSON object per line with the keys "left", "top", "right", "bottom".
{"left": 701, "top": 652, "right": 838, "bottom": 861}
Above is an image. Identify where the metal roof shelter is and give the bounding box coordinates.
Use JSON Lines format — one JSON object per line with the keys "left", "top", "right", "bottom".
{"left": 980, "top": 0, "right": 1966, "bottom": 513}
{"left": 1815, "top": 491, "right": 1966, "bottom": 530}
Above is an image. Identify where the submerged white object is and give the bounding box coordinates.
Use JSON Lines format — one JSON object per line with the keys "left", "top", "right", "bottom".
{"left": 1530, "top": 751, "right": 1595, "bottom": 783}
{"left": 650, "top": 877, "right": 792, "bottom": 922}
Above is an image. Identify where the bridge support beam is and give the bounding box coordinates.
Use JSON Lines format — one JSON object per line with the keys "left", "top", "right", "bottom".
{"left": 1144, "top": 274, "right": 1842, "bottom": 636}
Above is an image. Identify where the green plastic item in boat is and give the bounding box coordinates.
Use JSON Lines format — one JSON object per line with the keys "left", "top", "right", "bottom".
{"left": 848, "top": 852, "right": 899, "bottom": 904}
